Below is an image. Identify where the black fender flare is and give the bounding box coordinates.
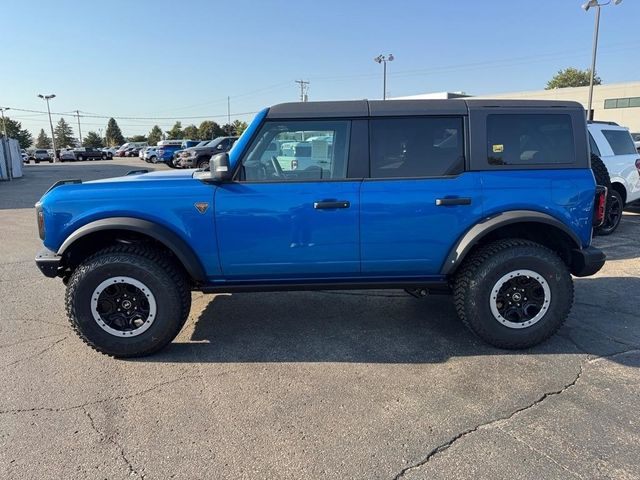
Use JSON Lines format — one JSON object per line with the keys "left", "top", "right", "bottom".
{"left": 440, "top": 210, "right": 582, "bottom": 275}
{"left": 58, "top": 217, "right": 206, "bottom": 282}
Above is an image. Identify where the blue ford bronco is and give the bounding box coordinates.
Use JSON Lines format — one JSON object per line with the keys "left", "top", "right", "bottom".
{"left": 35, "top": 99, "right": 607, "bottom": 357}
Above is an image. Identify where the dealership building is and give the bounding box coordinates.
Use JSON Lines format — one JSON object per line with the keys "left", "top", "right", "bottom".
{"left": 394, "top": 81, "right": 640, "bottom": 132}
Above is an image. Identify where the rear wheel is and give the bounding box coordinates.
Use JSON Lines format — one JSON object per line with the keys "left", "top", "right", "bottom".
{"left": 596, "top": 188, "right": 623, "bottom": 235}
{"left": 65, "top": 245, "right": 191, "bottom": 357}
{"left": 77, "top": 155, "right": 84, "bottom": 161}
{"left": 591, "top": 154, "right": 622, "bottom": 236}
{"left": 453, "top": 239, "right": 573, "bottom": 349}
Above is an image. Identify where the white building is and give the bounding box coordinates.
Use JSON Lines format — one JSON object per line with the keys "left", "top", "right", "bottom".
{"left": 393, "top": 81, "right": 640, "bottom": 132}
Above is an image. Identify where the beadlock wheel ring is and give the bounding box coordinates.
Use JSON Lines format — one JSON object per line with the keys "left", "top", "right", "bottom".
{"left": 489, "top": 269, "right": 551, "bottom": 329}
{"left": 90, "top": 276, "right": 157, "bottom": 337}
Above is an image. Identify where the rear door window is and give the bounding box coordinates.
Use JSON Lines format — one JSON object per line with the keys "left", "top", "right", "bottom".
{"left": 487, "top": 114, "right": 574, "bottom": 165}
{"left": 588, "top": 133, "right": 601, "bottom": 156}
{"left": 369, "top": 117, "right": 464, "bottom": 178}
{"left": 602, "top": 130, "right": 637, "bottom": 155}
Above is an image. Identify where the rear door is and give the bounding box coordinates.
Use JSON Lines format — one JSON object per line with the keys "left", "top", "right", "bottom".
{"left": 360, "top": 115, "right": 483, "bottom": 276}
{"left": 215, "top": 119, "right": 366, "bottom": 279}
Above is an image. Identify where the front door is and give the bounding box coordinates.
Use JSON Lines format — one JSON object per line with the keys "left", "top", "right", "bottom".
{"left": 215, "top": 119, "right": 361, "bottom": 279}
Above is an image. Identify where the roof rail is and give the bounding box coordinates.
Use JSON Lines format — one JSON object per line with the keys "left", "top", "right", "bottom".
{"left": 587, "top": 120, "right": 619, "bottom": 126}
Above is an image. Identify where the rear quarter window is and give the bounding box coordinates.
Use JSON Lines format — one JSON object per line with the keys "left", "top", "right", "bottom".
{"left": 487, "top": 114, "right": 575, "bottom": 166}
{"left": 602, "top": 130, "right": 637, "bottom": 155}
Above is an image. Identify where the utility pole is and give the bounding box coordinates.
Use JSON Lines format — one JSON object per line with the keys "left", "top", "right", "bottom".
{"left": 0, "top": 107, "right": 10, "bottom": 181}
{"left": 0, "top": 107, "right": 9, "bottom": 137}
{"left": 75, "top": 110, "right": 83, "bottom": 145}
{"left": 295, "top": 80, "right": 310, "bottom": 102}
{"left": 38, "top": 94, "right": 57, "bottom": 162}
{"left": 227, "top": 96, "right": 231, "bottom": 136}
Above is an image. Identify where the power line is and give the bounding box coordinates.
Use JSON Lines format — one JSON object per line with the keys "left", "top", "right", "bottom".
{"left": 295, "top": 80, "right": 310, "bottom": 102}
{"left": 4, "top": 107, "right": 259, "bottom": 121}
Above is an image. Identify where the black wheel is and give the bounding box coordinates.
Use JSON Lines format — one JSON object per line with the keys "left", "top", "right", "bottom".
{"left": 596, "top": 188, "right": 623, "bottom": 236}
{"left": 35, "top": 160, "right": 40, "bottom": 164}
{"left": 101, "top": 154, "right": 106, "bottom": 160}
{"left": 77, "top": 155, "right": 84, "bottom": 161}
{"left": 196, "top": 158, "right": 210, "bottom": 170}
{"left": 65, "top": 245, "right": 191, "bottom": 357}
{"left": 48, "top": 159, "right": 53, "bottom": 163}
{"left": 167, "top": 159, "right": 178, "bottom": 169}
{"left": 453, "top": 239, "right": 573, "bottom": 349}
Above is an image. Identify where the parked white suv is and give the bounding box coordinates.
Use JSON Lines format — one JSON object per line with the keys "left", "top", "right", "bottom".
{"left": 588, "top": 121, "right": 640, "bottom": 233}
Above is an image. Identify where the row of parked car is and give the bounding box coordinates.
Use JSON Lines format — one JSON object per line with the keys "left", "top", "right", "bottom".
{"left": 138, "top": 137, "right": 238, "bottom": 169}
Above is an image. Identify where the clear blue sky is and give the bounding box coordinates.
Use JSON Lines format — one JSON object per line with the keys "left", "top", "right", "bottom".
{"left": 2, "top": 0, "right": 638, "bottom": 137}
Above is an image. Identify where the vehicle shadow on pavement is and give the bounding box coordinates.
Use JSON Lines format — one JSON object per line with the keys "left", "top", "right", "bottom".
{"left": 0, "top": 163, "right": 157, "bottom": 210}
{"left": 591, "top": 213, "right": 640, "bottom": 261}
{"left": 144, "top": 276, "right": 640, "bottom": 366}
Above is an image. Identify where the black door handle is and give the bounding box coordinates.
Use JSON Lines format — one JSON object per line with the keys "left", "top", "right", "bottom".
{"left": 314, "top": 200, "right": 350, "bottom": 209}
{"left": 435, "top": 197, "right": 472, "bottom": 206}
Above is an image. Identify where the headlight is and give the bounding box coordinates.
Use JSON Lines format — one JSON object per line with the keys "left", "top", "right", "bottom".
{"left": 35, "top": 203, "right": 45, "bottom": 240}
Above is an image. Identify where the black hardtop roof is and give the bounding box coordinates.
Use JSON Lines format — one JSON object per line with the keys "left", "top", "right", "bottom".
{"left": 266, "top": 99, "right": 584, "bottom": 119}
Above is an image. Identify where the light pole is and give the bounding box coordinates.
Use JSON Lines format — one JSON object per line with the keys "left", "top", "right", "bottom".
{"left": 582, "top": 0, "right": 622, "bottom": 120}
{"left": 38, "top": 94, "right": 57, "bottom": 161}
{"left": 374, "top": 54, "right": 394, "bottom": 100}
{"left": 0, "top": 107, "right": 9, "bottom": 137}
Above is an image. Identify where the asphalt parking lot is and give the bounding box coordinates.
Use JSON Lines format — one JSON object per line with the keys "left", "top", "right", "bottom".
{"left": 1, "top": 159, "right": 639, "bottom": 479}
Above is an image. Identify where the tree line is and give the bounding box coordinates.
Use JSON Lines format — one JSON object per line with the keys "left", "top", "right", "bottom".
{"left": 6, "top": 116, "right": 249, "bottom": 150}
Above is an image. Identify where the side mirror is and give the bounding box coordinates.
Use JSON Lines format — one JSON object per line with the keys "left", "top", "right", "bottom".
{"left": 209, "top": 152, "right": 232, "bottom": 182}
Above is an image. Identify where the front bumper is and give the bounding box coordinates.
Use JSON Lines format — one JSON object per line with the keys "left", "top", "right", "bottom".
{"left": 570, "top": 246, "right": 606, "bottom": 277}
{"left": 179, "top": 157, "right": 196, "bottom": 168}
{"left": 36, "top": 248, "right": 61, "bottom": 278}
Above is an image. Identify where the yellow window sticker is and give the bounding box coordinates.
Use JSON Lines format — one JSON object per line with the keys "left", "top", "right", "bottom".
{"left": 492, "top": 144, "right": 504, "bottom": 153}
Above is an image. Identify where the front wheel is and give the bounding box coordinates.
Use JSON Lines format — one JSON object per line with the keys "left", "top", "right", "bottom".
{"left": 196, "top": 158, "right": 210, "bottom": 170}
{"left": 453, "top": 239, "right": 573, "bottom": 349}
{"left": 65, "top": 245, "right": 191, "bottom": 357}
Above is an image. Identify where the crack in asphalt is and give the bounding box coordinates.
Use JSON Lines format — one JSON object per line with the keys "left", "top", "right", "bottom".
{"left": 0, "top": 374, "right": 198, "bottom": 415}
{"left": 0, "top": 333, "right": 68, "bottom": 350}
{"left": 498, "top": 427, "right": 586, "bottom": 479}
{"left": 392, "top": 344, "right": 640, "bottom": 479}
{"left": 83, "top": 406, "right": 144, "bottom": 479}
{"left": 392, "top": 358, "right": 586, "bottom": 479}
{"left": 1, "top": 336, "right": 68, "bottom": 369}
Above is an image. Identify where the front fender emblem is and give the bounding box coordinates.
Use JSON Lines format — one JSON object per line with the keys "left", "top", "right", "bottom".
{"left": 194, "top": 202, "right": 209, "bottom": 214}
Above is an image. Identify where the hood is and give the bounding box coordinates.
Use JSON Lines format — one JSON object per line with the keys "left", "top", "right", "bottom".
{"left": 85, "top": 169, "right": 197, "bottom": 184}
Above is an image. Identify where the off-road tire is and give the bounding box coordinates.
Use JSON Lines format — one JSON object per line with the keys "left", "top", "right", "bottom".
{"left": 453, "top": 239, "right": 573, "bottom": 349}
{"left": 591, "top": 153, "right": 611, "bottom": 188}
{"left": 65, "top": 245, "right": 191, "bottom": 357}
